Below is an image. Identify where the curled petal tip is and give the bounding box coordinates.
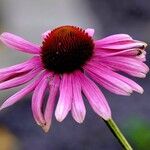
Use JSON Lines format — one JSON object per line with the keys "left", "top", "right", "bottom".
{"left": 0, "top": 106, "right": 4, "bottom": 111}
{"left": 138, "top": 41, "right": 147, "bottom": 49}
{"left": 146, "top": 67, "right": 150, "bottom": 74}
{"left": 42, "top": 124, "right": 50, "bottom": 133}
{"left": 124, "top": 88, "right": 133, "bottom": 96}
{"left": 35, "top": 120, "right": 46, "bottom": 127}
{"left": 76, "top": 120, "right": 84, "bottom": 124}
{"left": 0, "top": 103, "right": 9, "bottom": 111}
{"left": 55, "top": 108, "right": 65, "bottom": 122}
{"left": 35, "top": 121, "right": 41, "bottom": 126}
{"left": 55, "top": 114, "right": 64, "bottom": 122}
{"left": 140, "top": 74, "right": 146, "bottom": 78}
{"left": 143, "top": 42, "right": 148, "bottom": 48}
{"left": 55, "top": 109, "right": 67, "bottom": 122}
{"left": 72, "top": 110, "right": 86, "bottom": 124}
{"left": 139, "top": 88, "right": 144, "bottom": 94}
{"left": 136, "top": 40, "right": 147, "bottom": 47}
{"left": 75, "top": 111, "right": 86, "bottom": 123}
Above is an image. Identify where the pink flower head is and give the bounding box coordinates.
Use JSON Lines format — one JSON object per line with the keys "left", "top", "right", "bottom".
{"left": 0, "top": 25, "right": 149, "bottom": 132}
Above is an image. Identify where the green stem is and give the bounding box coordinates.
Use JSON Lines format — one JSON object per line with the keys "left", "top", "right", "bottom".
{"left": 104, "top": 118, "right": 133, "bottom": 150}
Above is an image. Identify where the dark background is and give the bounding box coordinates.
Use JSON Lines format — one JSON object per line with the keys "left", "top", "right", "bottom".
{"left": 0, "top": 0, "right": 150, "bottom": 150}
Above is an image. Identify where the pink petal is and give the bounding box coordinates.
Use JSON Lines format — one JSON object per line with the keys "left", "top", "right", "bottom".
{"left": 85, "top": 62, "right": 134, "bottom": 95}
{"left": 0, "top": 71, "right": 47, "bottom": 111}
{"left": 98, "top": 42, "right": 146, "bottom": 50}
{"left": 0, "top": 69, "right": 30, "bottom": 83}
{"left": 94, "top": 48, "right": 144, "bottom": 57}
{"left": 0, "top": 32, "right": 40, "bottom": 54}
{"left": 0, "top": 57, "right": 42, "bottom": 83}
{"left": 86, "top": 62, "right": 144, "bottom": 94}
{"left": 32, "top": 73, "right": 51, "bottom": 126}
{"left": 0, "top": 68, "right": 42, "bottom": 90}
{"left": 43, "top": 74, "right": 60, "bottom": 132}
{"left": 110, "top": 72, "right": 144, "bottom": 94}
{"left": 42, "top": 30, "right": 51, "bottom": 39}
{"left": 95, "top": 34, "right": 133, "bottom": 46}
{"left": 0, "top": 56, "right": 41, "bottom": 74}
{"left": 55, "top": 73, "right": 72, "bottom": 122}
{"left": 0, "top": 63, "right": 36, "bottom": 83}
{"left": 85, "top": 69, "right": 131, "bottom": 95}
{"left": 85, "top": 28, "right": 95, "bottom": 37}
{"left": 136, "top": 56, "right": 146, "bottom": 62}
{"left": 71, "top": 73, "right": 86, "bottom": 123}
{"left": 94, "top": 34, "right": 147, "bottom": 59}
{"left": 76, "top": 71, "right": 111, "bottom": 120}
{"left": 100, "top": 56, "right": 149, "bottom": 78}
{"left": 94, "top": 34, "right": 147, "bottom": 62}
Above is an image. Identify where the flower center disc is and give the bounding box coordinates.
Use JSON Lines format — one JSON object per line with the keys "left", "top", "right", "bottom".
{"left": 41, "top": 25, "right": 94, "bottom": 73}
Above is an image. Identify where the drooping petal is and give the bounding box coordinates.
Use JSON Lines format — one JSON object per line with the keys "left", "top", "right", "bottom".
{"left": 85, "top": 28, "right": 95, "bottom": 37}
{"left": 99, "top": 56, "right": 149, "bottom": 78}
{"left": 71, "top": 73, "right": 86, "bottom": 123}
{"left": 85, "top": 69, "right": 130, "bottom": 95}
{"left": 136, "top": 50, "right": 146, "bottom": 61}
{"left": 0, "top": 57, "right": 42, "bottom": 83}
{"left": 85, "top": 61, "right": 144, "bottom": 95}
{"left": 95, "top": 34, "right": 134, "bottom": 46}
{"left": 32, "top": 73, "right": 51, "bottom": 126}
{"left": 55, "top": 73, "right": 72, "bottom": 122}
{"left": 76, "top": 71, "right": 111, "bottom": 120}
{"left": 0, "top": 56, "right": 41, "bottom": 74}
{"left": 97, "top": 42, "right": 146, "bottom": 50}
{"left": 94, "top": 34, "right": 147, "bottom": 61}
{"left": 0, "top": 32, "right": 40, "bottom": 54}
{"left": 0, "top": 71, "right": 47, "bottom": 111}
{"left": 110, "top": 72, "right": 144, "bottom": 94}
{"left": 0, "top": 68, "right": 42, "bottom": 90}
{"left": 0, "top": 69, "right": 29, "bottom": 83}
{"left": 42, "top": 30, "right": 51, "bottom": 39}
{"left": 94, "top": 48, "right": 145, "bottom": 58}
{"left": 43, "top": 74, "right": 60, "bottom": 132}
{"left": 85, "top": 62, "right": 133, "bottom": 96}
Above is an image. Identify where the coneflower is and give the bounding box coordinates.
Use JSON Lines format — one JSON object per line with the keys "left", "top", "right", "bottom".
{"left": 0, "top": 25, "right": 148, "bottom": 149}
